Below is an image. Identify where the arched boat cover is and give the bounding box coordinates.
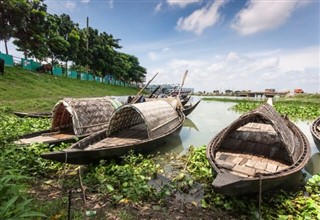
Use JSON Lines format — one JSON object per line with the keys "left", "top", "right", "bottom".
{"left": 51, "top": 97, "right": 122, "bottom": 135}
{"left": 214, "top": 104, "right": 303, "bottom": 163}
{"left": 108, "top": 100, "right": 181, "bottom": 139}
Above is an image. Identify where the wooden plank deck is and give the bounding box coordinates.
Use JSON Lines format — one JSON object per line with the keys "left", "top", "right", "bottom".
{"left": 215, "top": 151, "right": 289, "bottom": 178}
{"left": 86, "top": 123, "right": 148, "bottom": 150}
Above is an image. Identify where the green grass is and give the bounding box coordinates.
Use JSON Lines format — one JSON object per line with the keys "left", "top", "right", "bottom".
{"left": 0, "top": 66, "right": 140, "bottom": 112}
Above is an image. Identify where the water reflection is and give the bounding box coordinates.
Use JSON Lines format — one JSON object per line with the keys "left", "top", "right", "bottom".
{"left": 184, "top": 118, "right": 199, "bottom": 132}
{"left": 116, "top": 96, "right": 319, "bottom": 176}
{"left": 305, "top": 153, "right": 320, "bottom": 175}
{"left": 173, "top": 98, "right": 319, "bottom": 176}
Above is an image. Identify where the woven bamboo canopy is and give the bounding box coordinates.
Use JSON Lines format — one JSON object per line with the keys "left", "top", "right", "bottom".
{"left": 108, "top": 100, "right": 181, "bottom": 139}
{"left": 51, "top": 97, "right": 122, "bottom": 135}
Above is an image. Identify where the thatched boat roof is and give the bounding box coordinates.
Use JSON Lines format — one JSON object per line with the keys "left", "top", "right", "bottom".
{"left": 52, "top": 97, "right": 122, "bottom": 135}
{"left": 212, "top": 104, "right": 305, "bottom": 163}
{"left": 108, "top": 100, "right": 181, "bottom": 139}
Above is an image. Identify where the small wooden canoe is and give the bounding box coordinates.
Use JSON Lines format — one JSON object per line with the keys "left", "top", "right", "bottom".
{"left": 310, "top": 116, "right": 320, "bottom": 150}
{"left": 206, "top": 103, "right": 310, "bottom": 196}
{"left": 16, "top": 97, "right": 121, "bottom": 145}
{"left": 14, "top": 112, "right": 52, "bottom": 118}
{"left": 183, "top": 100, "right": 201, "bottom": 116}
{"left": 41, "top": 100, "right": 185, "bottom": 164}
{"left": 181, "top": 95, "right": 191, "bottom": 106}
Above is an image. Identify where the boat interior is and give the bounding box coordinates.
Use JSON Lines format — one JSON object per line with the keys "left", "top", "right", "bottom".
{"left": 86, "top": 123, "right": 149, "bottom": 150}
{"left": 215, "top": 122, "right": 292, "bottom": 178}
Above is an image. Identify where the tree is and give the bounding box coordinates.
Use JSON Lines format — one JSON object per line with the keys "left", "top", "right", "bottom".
{"left": 13, "top": 0, "right": 48, "bottom": 59}
{"left": 0, "top": 0, "right": 30, "bottom": 54}
{"left": 55, "top": 14, "right": 80, "bottom": 74}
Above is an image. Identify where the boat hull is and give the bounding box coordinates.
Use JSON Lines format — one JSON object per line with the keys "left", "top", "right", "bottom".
{"left": 16, "top": 129, "right": 88, "bottom": 145}
{"left": 41, "top": 127, "right": 183, "bottom": 164}
{"left": 206, "top": 104, "right": 310, "bottom": 196}
{"left": 183, "top": 100, "right": 201, "bottom": 116}
{"left": 310, "top": 117, "right": 320, "bottom": 151}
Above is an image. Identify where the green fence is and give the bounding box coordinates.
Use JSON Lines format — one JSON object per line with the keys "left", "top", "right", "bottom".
{"left": 4, "top": 55, "right": 139, "bottom": 88}
{"left": 67, "top": 70, "right": 78, "bottom": 79}
{"left": 0, "top": 53, "right": 14, "bottom": 66}
{"left": 21, "top": 58, "right": 41, "bottom": 71}
{"left": 53, "top": 67, "right": 62, "bottom": 76}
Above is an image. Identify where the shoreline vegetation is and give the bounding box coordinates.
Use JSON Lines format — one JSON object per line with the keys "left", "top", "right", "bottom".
{"left": 0, "top": 66, "right": 319, "bottom": 219}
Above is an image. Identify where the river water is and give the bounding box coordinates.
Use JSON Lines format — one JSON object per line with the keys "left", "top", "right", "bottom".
{"left": 154, "top": 97, "right": 320, "bottom": 177}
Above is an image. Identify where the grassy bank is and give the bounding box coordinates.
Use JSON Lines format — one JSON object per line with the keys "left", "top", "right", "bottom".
{"left": 0, "top": 66, "right": 140, "bottom": 112}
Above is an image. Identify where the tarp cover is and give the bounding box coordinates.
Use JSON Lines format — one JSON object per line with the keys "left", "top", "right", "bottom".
{"left": 108, "top": 100, "right": 181, "bottom": 139}
{"left": 51, "top": 97, "right": 122, "bottom": 135}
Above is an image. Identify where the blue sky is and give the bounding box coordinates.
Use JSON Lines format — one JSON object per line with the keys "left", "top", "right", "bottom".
{"left": 4, "top": 0, "right": 320, "bottom": 92}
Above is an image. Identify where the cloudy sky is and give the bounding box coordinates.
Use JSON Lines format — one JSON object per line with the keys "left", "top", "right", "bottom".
{"left": 3, "top": 0, "right": 320, "bottom": 92}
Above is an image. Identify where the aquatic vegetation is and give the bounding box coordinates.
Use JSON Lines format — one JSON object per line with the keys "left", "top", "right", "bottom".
{"left": 0, "top": 110, "right": 319, "bottom": 219}
{"left": 0, "top": 110, "right": 50, "bottom": 145}
{"left": 84, "top": 152, "right": 160, "bottom": 203}
{"left": 232, "top": 101, "right": 320, "bottom": 121}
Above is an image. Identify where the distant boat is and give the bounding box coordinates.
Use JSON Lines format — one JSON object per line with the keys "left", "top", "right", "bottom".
{"left": 206, "top": 103, "right": 310, "bottom": 196}
{"left": 182, "top": 100, "right": 201, "bottom": 116}
{"left": 13, "top": 111, "right": 52, "bottom": 118}
{"left": 310, "top": 116, "right": 320, "bottom": 150}
{"left": 16, "top": 97, "right": 121, "bottom": 145}
{"left": 41, "top": 99, "right": 185, "bottom": 164}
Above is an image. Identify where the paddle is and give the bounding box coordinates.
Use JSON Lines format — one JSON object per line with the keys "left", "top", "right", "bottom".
{"left": 177, "top": 70, "right": 188, "bottom": 97}
{"left": 130, "top": 72, "right": 159, "bottom": 104}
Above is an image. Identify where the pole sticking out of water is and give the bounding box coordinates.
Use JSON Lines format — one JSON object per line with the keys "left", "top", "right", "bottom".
{"left": 267, "top": 98, "right": 273, "bottom": 106}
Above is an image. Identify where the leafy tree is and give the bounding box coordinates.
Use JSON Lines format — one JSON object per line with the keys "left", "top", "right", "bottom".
{"left": 44, "top": 14, "right": 69, "bottom": 64}
{"left": 55, "top": 14, "right": 80, "bottom": 74}
{"left": 0, "top": 0, "right": 30, "bottom": 54}
{"left": 13, "top": 0, "right": 48, "bottom": 59}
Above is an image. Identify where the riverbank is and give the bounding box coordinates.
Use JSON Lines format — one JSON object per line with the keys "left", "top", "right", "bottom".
{"left": 0, "top": 66, "right": 140, "bottom": 112}
{"left": 1, "top": 105, "right": 319, "bottom": 219}
{"left": 1, "top": 68, "right": 320, "bottom": 219}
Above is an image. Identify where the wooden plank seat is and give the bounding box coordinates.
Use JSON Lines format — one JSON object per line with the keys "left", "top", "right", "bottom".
{"left": 86, "top": 123, "right": 148, "bottom": 150}
{"left": 215, "top": 151, "right": 289, "bottom": 178}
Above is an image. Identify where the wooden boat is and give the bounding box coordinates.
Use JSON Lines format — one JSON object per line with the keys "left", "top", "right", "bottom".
{"left": 180, "top": 95, "right": 191, "bottom": 106}
{"left": 206, "top": 103, "right": 310, "bottom": 196}
{"left": 16, "top": 97, "right": 121, "bottom": 145}
{"left": 13, "top": 111, "right": 52, "bottom": 118}
{"left": 41, "top": 100, "right": 185, "bottom": 164}
{"left": 310, "top": 116, "right": 320, "bottom": 150}
{"left": 183, "top": 100, "right": 201, "bottom": 116}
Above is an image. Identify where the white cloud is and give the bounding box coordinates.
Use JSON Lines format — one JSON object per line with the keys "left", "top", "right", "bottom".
{"left": 167, "top": 0, "right": 201, "bottom": 8}
{"left": 231, "top": 0, "right": 309, "bottom": 35}
{"left": 176, "top": 0, "right": 227, "bottom": 35}
{"left": 65, "top": 1, "right": 76, "bottom": 11}
{"left": 82, "top": 0, "right": 90, "bottom": 3}
{"left": 155, "top": 2, "right": 162, "bottom": 13}
{"left": 148, "top": 52, "right": 159, "bottom": 61}
{"left": 107, "top": 0, "right": 114, "bottom": 9}
{"left": 146, "top": 46, "right": 319, "bottom": 92}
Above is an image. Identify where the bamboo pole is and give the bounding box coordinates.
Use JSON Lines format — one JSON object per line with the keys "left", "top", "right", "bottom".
{"left": 130, "top": 72, "right": 159, "bottom": 104}
{"left": 177, "top": 70, "right": 188, "bottom": 97}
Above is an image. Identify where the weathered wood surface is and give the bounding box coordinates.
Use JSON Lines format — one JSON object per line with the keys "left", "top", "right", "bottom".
{"left": 207, "top": 103, "right": 310, "bottom": 196}
{"left": 310, "top": 117, "right": 320, "bottom": 150}
{"left": 41, "top": 100, "right": 185, "bottom": 164}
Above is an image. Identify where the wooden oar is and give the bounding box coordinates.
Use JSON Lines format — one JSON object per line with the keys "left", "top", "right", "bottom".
{"left": 177, "top": 70, "right": 188, "bottom": 97}
{"left": 130, "top": 72, "right": 158, "bottom": 104}
{"left": 148, "top": 85, "right": 162, "bottom": 98}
